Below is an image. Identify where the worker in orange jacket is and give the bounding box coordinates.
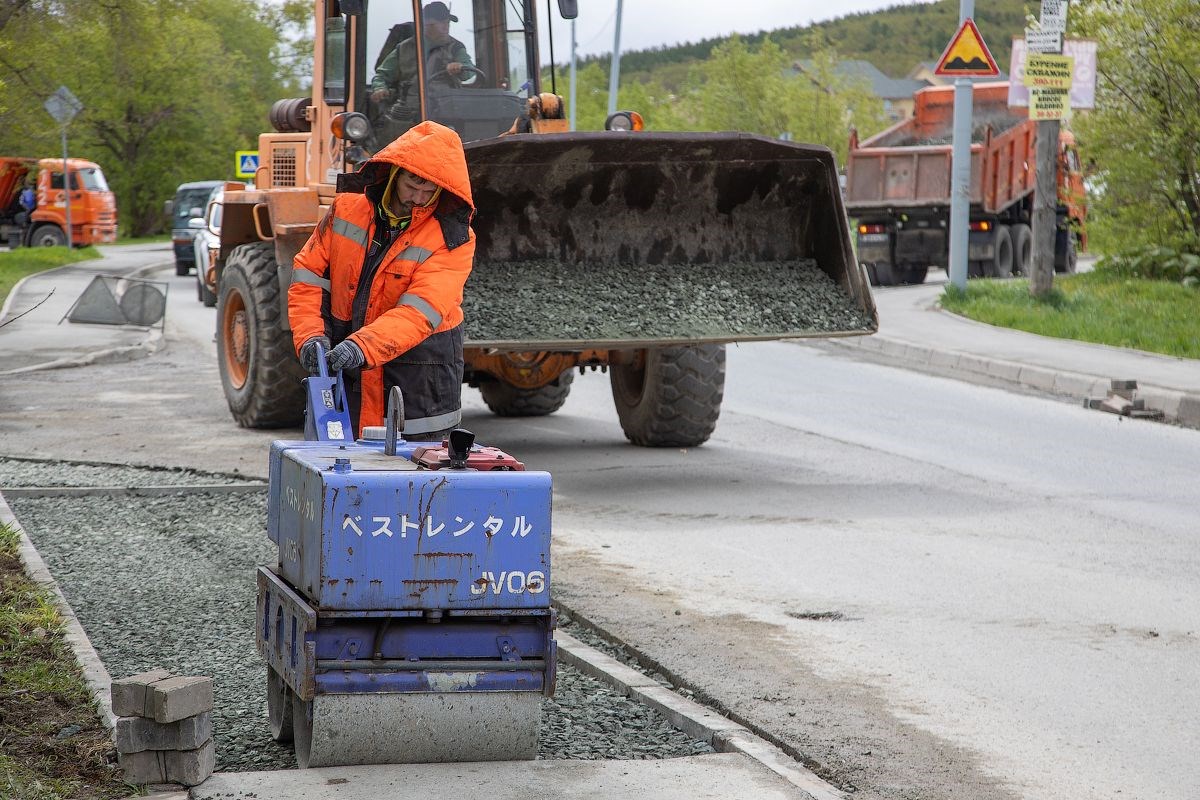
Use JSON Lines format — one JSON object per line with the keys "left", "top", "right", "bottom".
{"left": 289, "top": 120, "right": 474, "bottom": 439}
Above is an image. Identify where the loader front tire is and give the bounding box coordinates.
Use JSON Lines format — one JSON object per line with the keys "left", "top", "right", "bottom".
{"left": 610, "top": 344, "right": 725, "bottom": 448}
{"left": 479, "top": 370, "right": 574, "bottom": 416}
{"left": 217, "top": 242, "right": 305, "bottom": 428}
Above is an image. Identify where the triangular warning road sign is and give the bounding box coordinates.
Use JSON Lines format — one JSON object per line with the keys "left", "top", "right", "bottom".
{"left": 934, "top": 18, "right": 1000, "bottom": 77}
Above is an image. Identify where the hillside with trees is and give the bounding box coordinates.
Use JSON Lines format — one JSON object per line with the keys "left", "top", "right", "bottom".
{"left": 577, "top": 0, "right": 1030, "bottom": 90}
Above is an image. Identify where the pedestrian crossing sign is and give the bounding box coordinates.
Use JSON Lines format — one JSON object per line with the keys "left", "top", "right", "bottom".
{"left": 934, "top": 18, "right": 1000, "bottom": 77}
{"left": 235, "top": 150, "right": 259, "bottom": 179}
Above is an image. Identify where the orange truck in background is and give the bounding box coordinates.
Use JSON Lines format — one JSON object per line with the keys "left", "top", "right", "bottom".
{"left": 0, "top": 157, "right": 118, "bottom": 247}
{"left": 844, "top": 81, "right": 1087, "bottom": 285}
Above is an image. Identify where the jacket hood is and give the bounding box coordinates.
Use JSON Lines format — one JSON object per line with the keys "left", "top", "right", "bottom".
{"left": 340, "top": 121, "right": 473, "bottom": 210}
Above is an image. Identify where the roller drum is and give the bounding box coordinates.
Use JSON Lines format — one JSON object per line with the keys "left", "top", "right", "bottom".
{"left": 292, "top": 691, "right": 541, "bottom": 767}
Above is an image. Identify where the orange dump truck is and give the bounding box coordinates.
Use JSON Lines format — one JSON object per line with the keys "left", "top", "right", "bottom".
{"left": 844, "top": 81, "right": 1086, "bottom": 285}
{"left": 0, "top": 157, "right": 118, "bottom": 247}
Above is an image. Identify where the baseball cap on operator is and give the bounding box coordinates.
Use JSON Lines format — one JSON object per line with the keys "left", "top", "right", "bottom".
{"left": 424, "top": 2, "right": 458, "bottom": 22}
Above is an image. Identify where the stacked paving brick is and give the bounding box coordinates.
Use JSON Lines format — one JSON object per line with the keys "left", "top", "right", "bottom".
{"left": 112, "top": 669, "right": 215, "bottom": 787}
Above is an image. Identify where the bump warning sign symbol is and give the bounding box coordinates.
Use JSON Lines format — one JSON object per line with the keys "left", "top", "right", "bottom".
{"left": 934, "top": 18, "right": 1000, "bottom": 77}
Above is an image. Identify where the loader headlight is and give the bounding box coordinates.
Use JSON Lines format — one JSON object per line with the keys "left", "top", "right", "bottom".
{"left": 332, "top": 112, "right": 371, "bottom": 143}
{"left": 605, "top": 110, "right": 644, "bottom": 132}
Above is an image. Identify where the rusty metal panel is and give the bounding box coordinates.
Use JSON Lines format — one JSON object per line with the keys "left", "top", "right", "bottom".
{"left": 914, "top": 151, "right": 951, "bottom": 203}
{"left": 848, "top": 153, "right": 886, "bottom": 203}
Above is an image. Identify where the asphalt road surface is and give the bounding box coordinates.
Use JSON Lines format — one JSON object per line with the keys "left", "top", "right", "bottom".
{"left": 2, "top": 257, "right": 1195, "bottom": 800}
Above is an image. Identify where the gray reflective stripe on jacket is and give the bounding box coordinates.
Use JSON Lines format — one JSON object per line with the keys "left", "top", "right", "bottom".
{"left": 332, "top": 216, "right": 369, "bottom": 247}
{"left": 292, "top": 270, "right": 331, "bottom": 291}
{"left": 397, "top": 293, "right": 442, "bottom": 329}
{"left": 403, "top": 408, "right": 462, "bottom": 436}
{"left": 395, "top": 245, "right": 433, "bottom": 264}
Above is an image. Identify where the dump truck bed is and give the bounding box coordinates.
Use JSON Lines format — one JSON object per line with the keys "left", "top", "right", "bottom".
{"left": 463, "top": 132, "right": 877, "bottom": 350}
{"left": 845, "top": 82, "right": 1039, "bottom": 217}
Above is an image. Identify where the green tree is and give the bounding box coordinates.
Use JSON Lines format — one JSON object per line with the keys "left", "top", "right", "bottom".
{"left": 0, "top": 0, "right": 298, "bottom": 235}
{"left": 1073, "top": 0, "right": 1200, "bottom": 254}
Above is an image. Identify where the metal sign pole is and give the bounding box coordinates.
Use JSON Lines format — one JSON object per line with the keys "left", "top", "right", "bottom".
{"left": 61, "top": 126, "right": 72, "bottom": 251}
{"left": 606, "top": 0, "right": 624, "bottom": 118}
{"left": 43, "top": 86, "right": 83, "bottom": 250}
{"left": 569, "top": 18, "right": 577, "bottom": 131}
{"left": 947, "top": 0, "right": 976, "bottom": 290}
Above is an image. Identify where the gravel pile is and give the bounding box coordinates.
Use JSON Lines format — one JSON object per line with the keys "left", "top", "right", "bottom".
{"left": 5, "top": 461, "right": 712, "bottom": 771}
{"left": 463, "top": 259, "right": 873, "bottom": 342}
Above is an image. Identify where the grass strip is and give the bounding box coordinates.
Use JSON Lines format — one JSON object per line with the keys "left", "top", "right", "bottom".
{"left": 939, "top": 272, "right": 1200, "bottom": 360}
{"left": 0, "top": 247, "right": 100, "bottom": 308}
{"left": 0, "top": 522, "right": 131, "bottom": 800}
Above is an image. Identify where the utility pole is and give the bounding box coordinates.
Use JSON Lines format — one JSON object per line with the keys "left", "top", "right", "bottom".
{"left": 606, "top": 0, "right": 624, "bottom": 118}
{"left": 1028, "top": 0, "right": 1071, "bottom": 297}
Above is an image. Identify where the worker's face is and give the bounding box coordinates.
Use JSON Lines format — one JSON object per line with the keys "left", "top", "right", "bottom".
{"left": 424, "top": 18, "right": 450, "bottom": 43}
{"left": 394, "top": 172, "right": 437, "bottom": 210}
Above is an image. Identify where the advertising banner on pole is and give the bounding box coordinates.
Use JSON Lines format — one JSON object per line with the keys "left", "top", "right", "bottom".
{"left": 1008, "top": 38, "right": 1096, "bottom": 108}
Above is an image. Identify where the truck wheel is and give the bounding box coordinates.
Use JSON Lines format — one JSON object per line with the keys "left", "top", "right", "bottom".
{"left": 989, "top": 226, "right": 1014, "bottom": 278}
{"left": 30, "top": 225, "right": 66, "bottom": 247}
{"left": 216, "top": 241, "right": 305, "bottom": 428}
{"left": 479, "top": 370, "right": 574, "bottom": 416}
{"left": 1054, "top": 229, "right": 1078, "bottom": 273}
{"left": 1010, "top": 224, "right": 1033, "bottom": 276}
{"left": 176, "top": 259, "right": 190, "bottom": 277}
{"left": 900, "top": 266, "right": 927, "bottom": 285}
{"left": 867, "top": 262, "right": 895, "bottom": 287}
{"left": 610, "top": 344, "right": 725, "bottom": 447}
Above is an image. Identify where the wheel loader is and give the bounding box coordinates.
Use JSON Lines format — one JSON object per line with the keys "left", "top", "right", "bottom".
{"left": 213, "top": 0, "right": 877, "bottom": 448}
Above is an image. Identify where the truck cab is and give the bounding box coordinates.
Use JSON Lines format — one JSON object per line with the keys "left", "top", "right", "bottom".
{"left": 0, "top": 157, "right": 117, "bottom": 248}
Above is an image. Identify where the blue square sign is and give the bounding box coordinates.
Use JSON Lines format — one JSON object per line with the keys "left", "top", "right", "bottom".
{"left": 235, "top": 150, "right": 259, "bottom": 179}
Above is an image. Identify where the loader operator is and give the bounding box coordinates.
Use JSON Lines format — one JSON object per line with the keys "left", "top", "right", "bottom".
{"left": 289, "top": 120, "right": 475, "bottom": 441}
{"left": 369, "top": 1, "right": 477, "bottom": 109}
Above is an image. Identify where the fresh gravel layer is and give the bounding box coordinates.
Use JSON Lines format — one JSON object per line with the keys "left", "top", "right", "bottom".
{"left": 0, "top": 456, "right": 261, "bottom": 488}
{"left": 463, "top": 259, "right": 874, "bottom": 342}
{"left": 6, "top": 462, "right": 711, "bottom": 771}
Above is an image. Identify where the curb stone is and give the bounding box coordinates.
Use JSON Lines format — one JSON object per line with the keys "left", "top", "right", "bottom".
{"left": 0, "top": 491, "right": 116, "bottom": 730}
{"left": 556, "top": 630, "right": 844, "bottom": 800}
{"left": 826, "top": 334, "right": 1200, "bottom": 430}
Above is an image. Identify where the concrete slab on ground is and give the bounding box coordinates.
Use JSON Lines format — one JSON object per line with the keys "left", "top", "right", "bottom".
{"left": 189, "top": 753, "right": 816, "bottom": 800}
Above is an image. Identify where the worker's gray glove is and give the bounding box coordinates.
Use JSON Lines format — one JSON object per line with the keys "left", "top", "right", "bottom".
{"left": 299, "top": 336, "right": 330, "bottom": 375}
{"left": 326, "top": 339, "right": 365, "bottom": 372}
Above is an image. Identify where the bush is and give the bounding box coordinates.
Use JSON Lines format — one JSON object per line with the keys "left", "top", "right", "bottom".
{"left": 1096, "top": 244, "right": 1200, "bottom": 286}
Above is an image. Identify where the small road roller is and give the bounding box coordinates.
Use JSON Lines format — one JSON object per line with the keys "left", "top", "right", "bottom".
{"left": 257, "top": 359, "right": 554, "bottom": 766}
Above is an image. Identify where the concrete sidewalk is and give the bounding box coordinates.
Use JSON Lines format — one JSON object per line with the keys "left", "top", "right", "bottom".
{"left": 829, "top": 275, "right": 1200, "bottom": 428}
{"left": 0, "top": 243, "right": 172, "bottom": 375}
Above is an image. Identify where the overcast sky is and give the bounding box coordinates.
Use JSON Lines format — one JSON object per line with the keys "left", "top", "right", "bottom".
{"left": 538, "top": 0, "right": 938, "bottom": 61}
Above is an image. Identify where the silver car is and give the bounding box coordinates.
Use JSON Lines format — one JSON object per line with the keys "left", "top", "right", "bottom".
{"left": 189, "top": 187, "right": 224, "bottom": 307}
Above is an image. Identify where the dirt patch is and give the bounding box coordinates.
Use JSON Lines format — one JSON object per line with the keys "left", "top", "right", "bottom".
{"left": 0, "top": 536, "right": 129, "bottom": 799}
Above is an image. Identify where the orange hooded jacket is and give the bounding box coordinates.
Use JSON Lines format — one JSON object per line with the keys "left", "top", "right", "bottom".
{"left": 289, "top": 121, "right": 475, "bottom": 436}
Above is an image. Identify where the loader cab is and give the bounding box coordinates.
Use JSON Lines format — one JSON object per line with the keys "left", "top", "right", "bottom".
{"left": 329, "top": 0, "right": 558, "bottom": 151}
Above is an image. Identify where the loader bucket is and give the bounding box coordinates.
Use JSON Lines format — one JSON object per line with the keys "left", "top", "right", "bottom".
{"left": 462, "top": 132, "right": 877, "bottom": 350}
